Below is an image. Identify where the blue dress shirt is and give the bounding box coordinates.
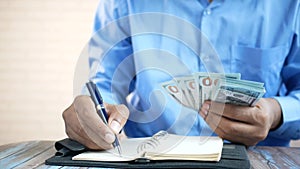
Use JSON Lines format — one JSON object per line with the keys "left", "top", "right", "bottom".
{"left": 88, "top": 0, "right": 300, "bottom": 146}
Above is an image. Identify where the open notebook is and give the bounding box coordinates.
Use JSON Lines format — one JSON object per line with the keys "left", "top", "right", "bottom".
{"left": 73, "top": 131, "right": 223, "bottom": 162}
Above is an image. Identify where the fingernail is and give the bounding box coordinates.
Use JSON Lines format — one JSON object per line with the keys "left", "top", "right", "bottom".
{"left": 110, "top": 120, "right": 121, "bottom": 133}
{"left": 203, "top": 110, "right": 208, "bottom": 116}
{"left": 202, "top": 103, "right": 210, "bottom": 116}
{"left": 105, "top": 132, "right": 115, "bottom": 143}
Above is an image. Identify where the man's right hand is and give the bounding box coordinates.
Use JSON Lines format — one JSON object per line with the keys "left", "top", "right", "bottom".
{"left": 62, "top": 95, "right": 129, "bottom": 150}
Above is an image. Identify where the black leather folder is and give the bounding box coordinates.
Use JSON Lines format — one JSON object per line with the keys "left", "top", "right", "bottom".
{"left": 45, "top": 138, "right": 250, "bottom": 169}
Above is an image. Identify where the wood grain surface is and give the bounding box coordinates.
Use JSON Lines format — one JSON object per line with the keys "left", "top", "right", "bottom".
{"left": 0, "top": 141, "right": 299, "bottom": 169}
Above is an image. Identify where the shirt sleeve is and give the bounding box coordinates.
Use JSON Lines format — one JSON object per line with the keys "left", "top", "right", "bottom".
{"left": 269, "top": 5, "right": 300, "bottom": 141}
{"left": 87, "top": 0, "right": 134, "bottom": 105}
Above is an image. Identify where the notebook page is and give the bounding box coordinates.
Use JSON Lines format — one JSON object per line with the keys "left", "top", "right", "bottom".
{"left": 73, "top": 137, "right": 149, "bottom": 162}
{"left": 73, "top": 132, "right": 223, "bottom": 162}
{"left": 145, "top": 134, "right": 223, "bottom": 161}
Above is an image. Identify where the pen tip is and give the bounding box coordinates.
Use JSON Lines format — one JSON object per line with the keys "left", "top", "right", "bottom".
{"left": 117, "top": 145, "right": 122, "bottom": 157}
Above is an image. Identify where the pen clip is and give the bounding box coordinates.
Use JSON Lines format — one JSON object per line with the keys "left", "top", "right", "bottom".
{"left": 86, "top": 81, "right": 108, "bottom": 120}
{"left": 90, "top": 81, "right": 104, "bottom": 104}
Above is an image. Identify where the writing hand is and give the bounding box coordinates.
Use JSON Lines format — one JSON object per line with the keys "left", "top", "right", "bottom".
{"left": 199, "top": 98, "right": 282, "bottom": 146}
{"left": 62, "top": 95, "right": 129, "bottom": 150}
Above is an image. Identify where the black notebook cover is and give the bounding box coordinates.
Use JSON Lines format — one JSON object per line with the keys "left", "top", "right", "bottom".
{"left": 45, "top": 139, "right": 250, "bottom": 169}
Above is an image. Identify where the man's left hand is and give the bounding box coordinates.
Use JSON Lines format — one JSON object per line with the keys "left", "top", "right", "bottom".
{"left": 199, "top": 98, "right": 282, "bottom": 146}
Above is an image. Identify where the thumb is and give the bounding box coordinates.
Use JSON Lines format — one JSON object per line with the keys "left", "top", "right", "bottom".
{"left": 105, "top": 104, "right": 129, "bottom": 134}
{"left": 110, "top": 120, "right": 122, "bottom": 134}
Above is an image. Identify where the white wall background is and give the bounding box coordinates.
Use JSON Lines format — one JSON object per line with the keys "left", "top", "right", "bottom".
{"left": 0, "top": 0, "right": 299, "bottom": 147}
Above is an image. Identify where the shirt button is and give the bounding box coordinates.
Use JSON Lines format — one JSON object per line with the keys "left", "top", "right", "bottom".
{"left": 203, "top": 9, "right": 211, "bottom": 16}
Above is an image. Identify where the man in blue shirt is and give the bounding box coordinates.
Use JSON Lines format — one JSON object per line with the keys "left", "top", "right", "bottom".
{"left": 63, "top": 0, "right": 300, "bottom": 149}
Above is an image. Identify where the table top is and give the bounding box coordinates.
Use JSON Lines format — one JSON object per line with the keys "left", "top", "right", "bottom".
{"left": 0, "top": 140, "right": 299, "bottom": 169}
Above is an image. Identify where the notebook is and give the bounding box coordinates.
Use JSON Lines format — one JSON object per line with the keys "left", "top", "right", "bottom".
{"left": 73, "top": 131, "right": 223, "bottom": 162}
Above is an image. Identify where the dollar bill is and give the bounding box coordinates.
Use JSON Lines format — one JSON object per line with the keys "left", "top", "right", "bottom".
{"left": 175, "top": 76, "right": 196, "bottom": 109}
{"left": 194, "top": 72, "right": 241, "bottom": 109}
{"left": 225, "top": 78, "right": 264, "bottom": 88}
{"left": 161, "top": 72, "right": 265, "bottom": 110}
{"left": 161, "top": 80, "right": 190, "bottom": 107}
{"left": 184, "top": 78, "right": 198, "bottom": 110}
{"left": 213, "top": 81, "right": 265, "bottom": 106}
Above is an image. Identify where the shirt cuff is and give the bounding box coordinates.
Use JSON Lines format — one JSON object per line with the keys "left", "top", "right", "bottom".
{"left": 268, "top": 96, "right": 300, "bottom": 140}
{"left": 274, "top": 96, "right": 300, "bottom": 123}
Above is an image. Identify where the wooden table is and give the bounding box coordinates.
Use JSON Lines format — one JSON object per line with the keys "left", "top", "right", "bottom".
{"left": 0, "top": 141, "right": 299, "bottom": 168}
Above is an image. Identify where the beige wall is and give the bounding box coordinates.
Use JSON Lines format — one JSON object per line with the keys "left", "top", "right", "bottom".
{"left": 0, "top": 0, "right": 299, "bottom": 147}
{"left": 0, "top": 0, "right": 99, "bottom": 145}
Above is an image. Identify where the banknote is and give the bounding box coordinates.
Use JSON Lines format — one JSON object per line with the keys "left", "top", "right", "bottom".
{"left": 161, "top": 72, "right": 265, "bottom": 111}
{"left": 175, "top": 76, "right": 197, "bottom": 109}
{"left": 213, "top": 81, "right": 265, "bottom": 106}
{"left": 161, "top": 80, "right": 190, "bottom": 107}
{"left": 183, "top": 78, "right": 198, "bottom": 109}
{"left": 194, "top": 72, "right": 241, "bottom": 109}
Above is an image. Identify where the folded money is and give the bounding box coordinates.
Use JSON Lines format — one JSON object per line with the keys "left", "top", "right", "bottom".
{"left": 161, "top": 72, "right": 265, "bottom": 111}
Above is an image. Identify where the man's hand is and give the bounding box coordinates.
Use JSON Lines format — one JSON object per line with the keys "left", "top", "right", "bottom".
{"left": 199, "top": 98, "right": 282, "bottom": 146}
{"left": 62, "top": 95, "right": 129, "bottom": 150}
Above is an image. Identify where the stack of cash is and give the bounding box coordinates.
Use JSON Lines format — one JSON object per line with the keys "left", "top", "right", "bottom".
{"left": 161, "top": 73, "right": 265, "bottom": 111}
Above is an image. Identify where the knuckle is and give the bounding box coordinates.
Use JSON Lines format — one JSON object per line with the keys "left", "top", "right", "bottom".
{"left": 86, "top": 141, "right": 109, "bottom": 150}
{"left": 227, "top": 123, "right": 238, "bottom": 134}
{"left": 222, "top": 128, "right": 230, "bottom": 137}
{"left": 73, "top": 95, "right": 94, "bottom": 115}
{"left": 121, "top": 104, "right": 130, "bottom": 116}
{"left": 254, "top": 130, "right": 268, "bottom": 141}
{"left": 85, "top": 142, "right": 100, "bottom": 150}
{"left": 103, "top": 103, "right": 111, "bottom": 111}
{"left": 62, "top": 105, "right": 73, "bottom": 121}
{"left": 254, "top": 108, "right": 268, "bottom": 124}
{"left": 74, "top": 95, "right": 88, "bottom": 103}
{"left": 246, "top": 141, "right": 258, "bottom": 147}
{"left": 86, "top": 145, "right": 99, "bottom": 150}
{"left": 77, "top": 126, "right": 85, "bottom": 136}
{"left": 260, "top": 112, "right": 268, "bottom": 123}
{"left": 217, "top": 131, "right": 226, "bottom": 139}
{"left": 73, "top": 96, "right": 83, "bottom": 107}
{"left": 62, "top": 109, "right": 68, "bottom": 120}
{"left": 117, "top": 104, "right": 129, "bottom": 118}
{"left": 65, "top": 128, "right": 71, "bottom": 137}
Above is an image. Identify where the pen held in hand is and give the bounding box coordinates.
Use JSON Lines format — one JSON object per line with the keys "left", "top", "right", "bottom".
{"left": 86, "top": 81, "right": 122, "bottom": 156}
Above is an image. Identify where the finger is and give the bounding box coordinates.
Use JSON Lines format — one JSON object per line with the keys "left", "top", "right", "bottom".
{"left": 63, "top": 105, "right": 102, "bottom": 150}
{"left": 204, "top": 101, "right": 259, "bottom": 124}
{"left": 205, "top": 111, "right": 265, "bottom": 146}
{"left": 64, "top": 100, "right": 113, "bottom": 149}
{"left": 199, "top": 101, "right": 210, "bottom": 118}
{"left": 206, "top": 110, "right": 256, "bottom": 138}
{"left": 67, "top": 124, "right": 111, "bottom": 150}
{"left": 105, "top": 104, "right": 129, "bottom": 134}
{"left": 73, "top": 96, "right": 116, "bottom": 145}
{"left": 63, "top": 102, "right": 83, "bottom": 135}
{"left": 212, "top": 123, "right": 259, "bottom": 146}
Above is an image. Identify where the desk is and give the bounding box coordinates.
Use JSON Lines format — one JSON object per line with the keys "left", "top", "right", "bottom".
{"left": 0, "top": 141, "right": 299, "bottom": 168}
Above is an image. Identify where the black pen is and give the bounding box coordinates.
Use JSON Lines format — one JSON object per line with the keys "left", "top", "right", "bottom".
{"left": 86, "top": 81, "right": 122, "bottom": 156}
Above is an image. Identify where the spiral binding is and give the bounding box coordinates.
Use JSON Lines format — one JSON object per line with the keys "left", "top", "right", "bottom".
{"left": 136, "top": 130, "right": 168, "bottom": 154}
